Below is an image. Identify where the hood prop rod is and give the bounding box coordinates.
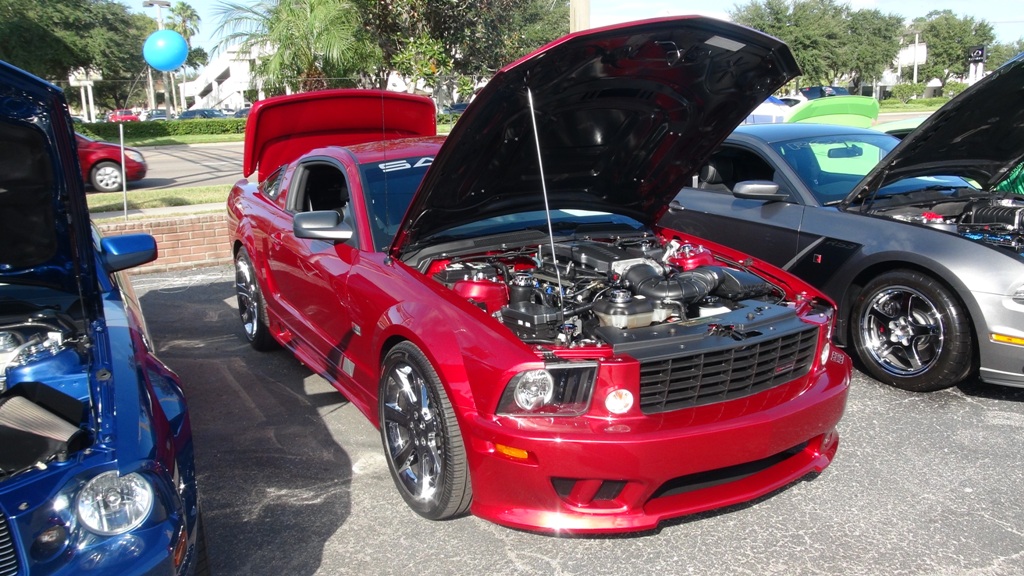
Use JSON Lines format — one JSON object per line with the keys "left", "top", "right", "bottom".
{"left": 526, "top": 87, "right": 566, "bottom": 326}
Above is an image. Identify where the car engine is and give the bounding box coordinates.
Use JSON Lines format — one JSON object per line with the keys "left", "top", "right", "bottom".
{"left": 431, "top": 238, "right": 797, "bottom": 346}
{"left": 0, "top": 303, "right": 91, "bottom": 481}
{"left": 883, "top": 196, "right": 1024, "bottom": 254}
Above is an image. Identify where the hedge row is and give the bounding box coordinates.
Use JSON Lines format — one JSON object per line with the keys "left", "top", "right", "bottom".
{"left": 78, "top": 118, "right": 248, "bottom": 140}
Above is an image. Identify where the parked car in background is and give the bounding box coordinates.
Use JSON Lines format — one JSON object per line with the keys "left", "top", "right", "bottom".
{"left": 228, "top": 17, "right": 850, "bottom": 534}
{"left": 798, "top": 85, "right": 850, "bottom": 100}
{"left": 0, "top": 60, "right": 205, "bottom": 576}
{"left": 140, "top": 108, "right": 169, "bottom": 121}
{"left": 668, "top": 53, "right": 1024, "bottom": 392}
{"left": 178, "top": 108, "right": 226, "bottom": 120}
{"left": 107, "top": 109, "right": 139, "bottom": 122}
{"left": 75, "top": 133, "right": 147, "bottom": 192}
{"left": 233, "top": 107, "right": 251, "bottom": 118}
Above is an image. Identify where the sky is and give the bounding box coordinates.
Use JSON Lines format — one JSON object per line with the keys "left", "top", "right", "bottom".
{"left": 128, "top": 0, "right": 1024, "bottom": 55}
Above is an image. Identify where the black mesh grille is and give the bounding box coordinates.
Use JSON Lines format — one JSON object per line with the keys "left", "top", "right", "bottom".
{"left": 0, "top": 513, "right": 19, "bottom": 576}
{"left": 639, "top": 327, "right": 818, "bottom": 414}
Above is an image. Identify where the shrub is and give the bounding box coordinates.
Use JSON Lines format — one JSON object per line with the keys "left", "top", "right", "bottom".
{"left": 78, "top": 119, "right": 247, "bottom": 141}
{"left": 888, "top": 82, "right": 925, "bottom": 104}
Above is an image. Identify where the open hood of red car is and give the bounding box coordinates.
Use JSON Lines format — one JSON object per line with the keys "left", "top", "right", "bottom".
{"left": 244, "top": 89, "right": 437, "bottom": 182}
{"left": 844, "top": 52, "right": 1024, "bottom": 207}
{"left": 392, "top": 16, "right": 799, "bottom": 256}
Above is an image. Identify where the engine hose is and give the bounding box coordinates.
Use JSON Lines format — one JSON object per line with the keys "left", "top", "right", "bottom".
{"left": 622, "top": 264, "right": 722, "bottom": 303}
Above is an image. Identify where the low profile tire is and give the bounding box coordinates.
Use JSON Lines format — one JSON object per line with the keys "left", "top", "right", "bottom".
{"left": 379, "top": 342, "right": 471, "bottom": 520}
{"left": 193, "top": 508, "right": 211, "bottom": 576}
{"left": 90, "top": 161, "right": 123, "bottom": 193}
{"left": 850, "top": 270, "right": 972, "bottom": 392}
{"left": 234, "top": 248, "right": 277, "bottom": 351}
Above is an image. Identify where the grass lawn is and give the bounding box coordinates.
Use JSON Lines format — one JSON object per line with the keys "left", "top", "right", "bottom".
{"left": 88, "top": 184, "right": 231, "bottom": 216}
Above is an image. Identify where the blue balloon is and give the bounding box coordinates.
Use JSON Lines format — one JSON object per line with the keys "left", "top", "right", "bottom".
{"left": 143, "top": 30, "right": 189, "bottom": 72}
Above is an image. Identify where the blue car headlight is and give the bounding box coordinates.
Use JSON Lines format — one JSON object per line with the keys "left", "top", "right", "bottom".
{"left": 75, "top": 471, "right": 154, "bottom": 536}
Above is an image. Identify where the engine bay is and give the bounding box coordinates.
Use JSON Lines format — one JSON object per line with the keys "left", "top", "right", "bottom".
{"left": 875, "top": 195, "right": 1024, "bottom": 254}
{"left": 0, "top": 291, "right": 92, "bottom": 481}
{"left": 428, "top": 236, "right": 804, "bottom": 349}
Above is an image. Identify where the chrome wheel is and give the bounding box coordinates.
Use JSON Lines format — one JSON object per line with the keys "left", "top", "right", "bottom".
{"left": 233, "top": 249, "right": 276, "bottom": 350}
{"left": 851, "top": 270, "right": 972, "bottom": 392}
{"left": 382, "top": 362, "right": 443, "bottom": 502}
{"left": 379, "top": 342, "right": 471, "bottom": 519}
{"left": 859, "top": 284, "right": 942, "bottom": 378}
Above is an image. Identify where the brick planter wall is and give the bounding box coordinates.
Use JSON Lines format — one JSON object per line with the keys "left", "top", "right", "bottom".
{"left": 97, "top": 212, "right": 231, "bottom": 273}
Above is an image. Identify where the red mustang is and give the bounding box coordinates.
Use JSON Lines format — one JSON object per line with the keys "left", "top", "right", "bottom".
{"left": 227, "top": 17, "right": 851, "bottom": 533}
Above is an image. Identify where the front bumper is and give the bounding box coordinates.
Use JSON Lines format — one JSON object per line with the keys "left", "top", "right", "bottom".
{"left": 464, "top": 358, "right": 849, "bottom": 533}
{"left": 974, "top": 291, "right": 1024, "bottom": 387}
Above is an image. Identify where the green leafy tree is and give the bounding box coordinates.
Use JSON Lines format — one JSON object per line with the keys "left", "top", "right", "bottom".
{"left": 840, "top": 9, "right": 903, "bottom": 92}
{"left": 0, "top": 0, "right": 100, "bottom": 80}
{"left": 732, "top": 0, "right": 849, "bottom": 87}
{"left": 985, "top": 39, "right": 1024, "bottom": 70}
{"left": 914, "top": 10, "right": 995, "bottom": 86}
{"left": 214, "top": 0, "right": 377, "bottom": 92}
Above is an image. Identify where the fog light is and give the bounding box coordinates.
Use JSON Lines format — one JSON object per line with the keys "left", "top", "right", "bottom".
{"left": 604, "top": 389, "right": 633, "bottom": 414}
{"left": 31, "top": 524, "right": 68, "bottom": 560}
{"left": 820, "top": 341, "right": 831, "bottom": 366}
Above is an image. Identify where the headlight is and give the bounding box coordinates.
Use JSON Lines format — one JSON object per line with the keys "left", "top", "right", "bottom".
{"left": 76, "top": 471, "right": 154, "bottom": 536}
{"left": 497, "top": 363, "right": 597, "bottom": 416}
{"left": 125, "top": 150, "right": 145, "bottom": 163}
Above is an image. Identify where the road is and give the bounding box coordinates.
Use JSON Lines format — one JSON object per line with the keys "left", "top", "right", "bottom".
{"left": 133, "top": 266, "right": 1024, "bottom": 576}
{"left": 135, "top": 141, "right": 244, "bottom": 189}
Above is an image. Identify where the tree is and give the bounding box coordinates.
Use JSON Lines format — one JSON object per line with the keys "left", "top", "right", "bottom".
{"left": 0, "top": 0, "right": 98, "bottom": 80}
{"left": 731, "top": 0, "right": 850, "bottom": 87}
{"left": 889, "top": 81, "right": 925, "bottom": 103}
{"left": 214, "top": 0, "right": 376, "bottom": 92}
{"left": 914, "top": 10, "right": 995, "bottom": 86}
{"left": 985, "top": 39, "right": 1024, "bottom": 70}
{"left": 840, "top": 9, "right": 903, "bottom": 92}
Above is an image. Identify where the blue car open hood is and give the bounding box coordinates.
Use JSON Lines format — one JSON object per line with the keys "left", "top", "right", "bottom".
{"left": 0, "top": 61, "right": 98, "bottom": 304}
{"left": 393, "top": 16, "right": 799, "bottom": 256}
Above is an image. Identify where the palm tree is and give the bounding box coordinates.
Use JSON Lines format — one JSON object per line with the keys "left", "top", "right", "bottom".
{"left": 213, "top": 0, "right": 367, "bottom": 92}
{"left": 169, "top": 1, "right": 201, "bottom": 47}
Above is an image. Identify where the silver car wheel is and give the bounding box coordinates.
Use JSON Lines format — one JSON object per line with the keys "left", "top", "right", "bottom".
{"left": 379, "top": 342, "right": 471, "bottom": 520}
{"left": 91, "top": 161, "right": 123, "bottom": 192}
{"left": 858, "top": 284, "right": 943, "bottom": 377}
{"left": 234, "top": 256, "right": 259, "bottom": 341}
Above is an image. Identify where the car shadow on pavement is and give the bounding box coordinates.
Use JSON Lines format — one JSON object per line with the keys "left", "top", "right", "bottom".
{"left": 136, "top": 269, "right": 352, "bottom": 575}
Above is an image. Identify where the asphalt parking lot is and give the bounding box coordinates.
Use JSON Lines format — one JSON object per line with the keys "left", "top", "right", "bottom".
{"left": 133, "top": 265, "right": 1024, "bottom": 576}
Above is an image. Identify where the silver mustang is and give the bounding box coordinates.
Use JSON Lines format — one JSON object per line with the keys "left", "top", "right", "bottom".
{"left": 666, "top": 53, "right": 1024, "bottom": 392}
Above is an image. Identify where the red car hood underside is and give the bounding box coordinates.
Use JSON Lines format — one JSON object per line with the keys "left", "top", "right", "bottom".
{"left": 243, "top": 89, "right": 437, "bottom": 182}
{"left": 393, "top": 16, "right": 799, "bottom": 257}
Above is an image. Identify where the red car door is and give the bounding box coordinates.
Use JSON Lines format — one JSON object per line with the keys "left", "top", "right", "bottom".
{"left": 265, "top": 158, "right": 357, "bottom": 371}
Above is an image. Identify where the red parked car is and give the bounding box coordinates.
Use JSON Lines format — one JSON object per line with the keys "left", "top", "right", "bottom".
{"left": 107, "top": 108, "right": 140, "bottom": 122}
{"left": 227, "top": 17, "right": 851, "bottom": 533}
{"left": 76, "top": 133, "right": 147, "bottom": 192}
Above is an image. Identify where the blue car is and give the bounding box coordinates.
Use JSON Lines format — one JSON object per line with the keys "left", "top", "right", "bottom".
{"left": 0, "top": 62, "right": 206, "bottom": 574}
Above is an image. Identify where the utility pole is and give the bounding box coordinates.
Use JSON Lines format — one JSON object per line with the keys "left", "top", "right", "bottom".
{"left": 570, "top": 0, "right": 590, "bottom": 33}
{"left": 143, "top": 0, "right": 173, "bottom": 119}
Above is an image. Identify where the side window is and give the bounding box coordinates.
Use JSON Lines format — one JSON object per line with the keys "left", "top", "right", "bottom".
{"left": 291, "top": 161, "right": 357, "bottom": 245}
{"left": 697, "top": 148, "right": 778, "bottom": 197}
{"left": 260, "top": 167, "right": 285, "bottom": 200}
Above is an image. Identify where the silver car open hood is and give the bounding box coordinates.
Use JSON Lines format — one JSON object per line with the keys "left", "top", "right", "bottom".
{"left": 844, "top": 52, "right": 1024, "bottom": 207}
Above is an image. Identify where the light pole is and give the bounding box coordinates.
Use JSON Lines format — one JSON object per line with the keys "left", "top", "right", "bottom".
{"left": 143, "top": 0, "right": 173, "bottom": 119}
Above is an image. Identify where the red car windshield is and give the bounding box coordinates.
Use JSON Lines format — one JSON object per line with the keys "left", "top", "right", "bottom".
{"left": 358, "top": 156, "right": 433, "bottom": 251}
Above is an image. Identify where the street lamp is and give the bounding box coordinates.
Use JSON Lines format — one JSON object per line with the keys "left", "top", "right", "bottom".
{"left": 142, "top": 0, "right": 173, "bottom": 119}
